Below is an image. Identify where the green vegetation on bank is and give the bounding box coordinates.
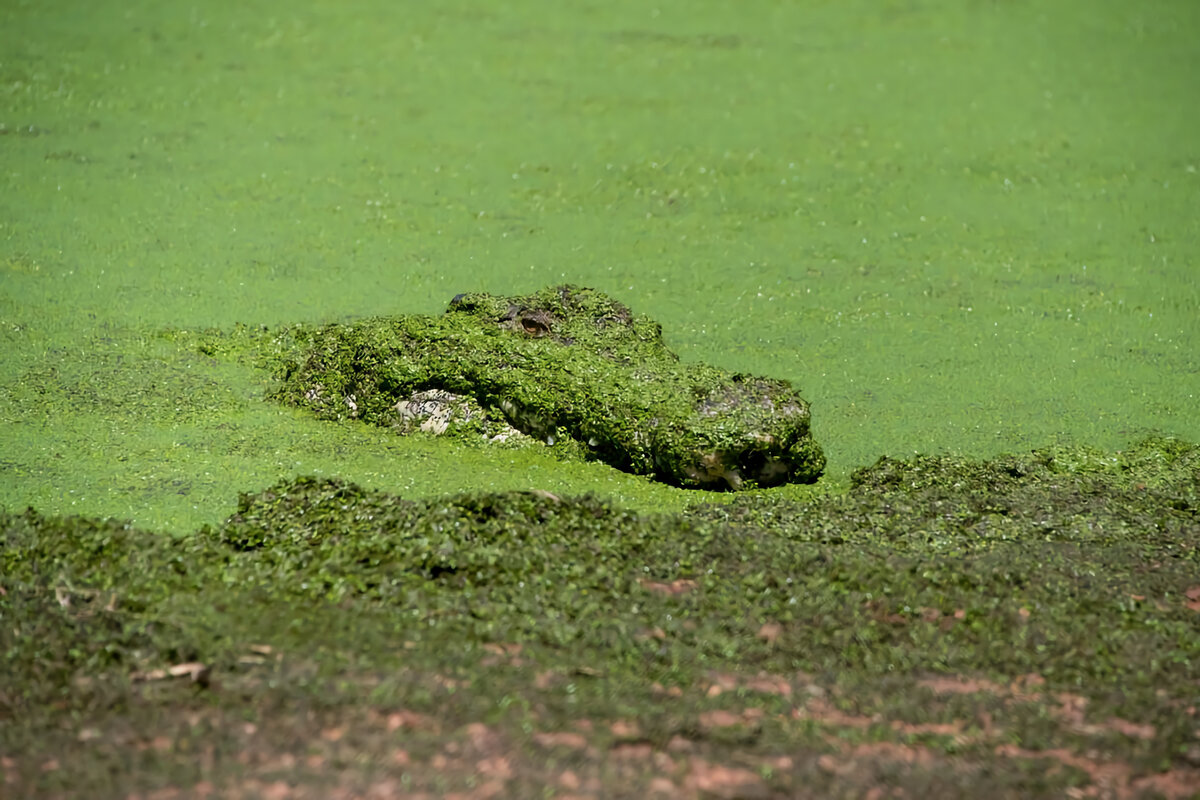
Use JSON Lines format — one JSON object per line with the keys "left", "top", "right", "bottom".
{"left": 4, "top": 436, "right": 1197, "bottom": 796}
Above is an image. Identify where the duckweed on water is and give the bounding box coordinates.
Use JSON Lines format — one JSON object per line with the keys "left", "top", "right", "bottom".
{"left": 2, "top": 437, "right": 1198, "bottom": 796}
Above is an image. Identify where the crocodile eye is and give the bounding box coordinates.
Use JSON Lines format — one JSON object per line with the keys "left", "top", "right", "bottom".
{"left": 521, "top": 317, "right": 550, "bottom": 336}
{"left": 509, "top": 308, "right": 556, "bottom": 337}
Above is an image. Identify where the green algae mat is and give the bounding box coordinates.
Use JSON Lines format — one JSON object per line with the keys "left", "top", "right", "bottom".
{"left": 3, "top": 0, "right": 1200, "bottom": 796}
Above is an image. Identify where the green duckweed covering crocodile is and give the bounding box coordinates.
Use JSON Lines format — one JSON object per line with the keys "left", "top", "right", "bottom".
{"left": 268, "top": 285, "right": 825, "bottom": 489}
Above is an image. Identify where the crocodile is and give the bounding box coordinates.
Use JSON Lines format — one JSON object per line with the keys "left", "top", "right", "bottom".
{"left": 270, "top": 285, "right": 825, "bottom": 490}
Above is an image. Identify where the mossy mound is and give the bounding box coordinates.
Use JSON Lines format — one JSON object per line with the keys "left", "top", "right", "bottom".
{"left": 267, "top": 285, "right": 825, "bottom": 489}
{"left": 4, "top": 437, "right": 1194, "bottom": 688}
{"left": 3, "top": 437, "right": 1198, "bottom": 797}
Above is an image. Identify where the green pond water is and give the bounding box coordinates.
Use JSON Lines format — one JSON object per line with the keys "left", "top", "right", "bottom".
{"left": 2, "top": 0, "right": 1198, "bottom": 532}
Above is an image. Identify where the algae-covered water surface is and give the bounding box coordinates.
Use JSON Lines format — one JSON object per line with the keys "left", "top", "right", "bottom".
{"left": 2, "top": 0, "right": 1199, "bottom": 796}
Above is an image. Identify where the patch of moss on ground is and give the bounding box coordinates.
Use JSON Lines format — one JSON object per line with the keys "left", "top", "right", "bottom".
{"left": 2, "top": 437, "right": 1198, "bottom": 797}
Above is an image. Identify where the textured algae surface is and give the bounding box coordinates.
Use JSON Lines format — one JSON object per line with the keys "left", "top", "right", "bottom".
{"left": 4, "top": 437, "right": 1198, "bottom": 797}
{"left": 261, "top": 285, "right": 824, "bottom": 490}
{"left": 3, "top": 0, "right": 1199, "bottom": 530}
